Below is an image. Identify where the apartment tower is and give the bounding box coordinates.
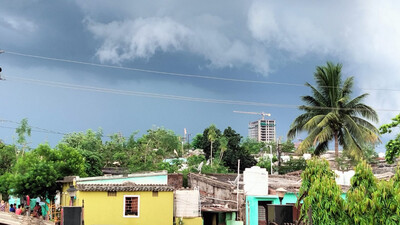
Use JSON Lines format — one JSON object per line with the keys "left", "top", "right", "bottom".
{"left": 248, "top": 119, "right": 276, "bottom": 142}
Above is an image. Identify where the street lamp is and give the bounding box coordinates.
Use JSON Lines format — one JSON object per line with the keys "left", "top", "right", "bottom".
{"left": 276, "top": 187, "right": 287, "bottom": 205}
{"left": 67, "top": 185, "right": 77, "bottom": 206}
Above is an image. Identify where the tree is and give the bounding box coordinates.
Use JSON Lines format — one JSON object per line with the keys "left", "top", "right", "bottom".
{"left": 219, "top": 136, "right": 228, "bottom": 160}
{"left": 345, "top": 161, "right": 377, "bottom": 224}
{"left": 62, "top": 129, "right": 104, "bottom": 153}
{"left": 280, "top": 139, "right": 295, "bottom": 153}
{"left": 297, "top": 158, "right": 345, "bottom": 224}
{"left": 379, "top": 113, "right": 400, "bottom": 164}
{"left": 15, "top": 118, "right": 31, "bottom": 154}
{"left": 11, "top": 144, "right": 86, "bottom": 200}
{"left": 191, "top": 133, "right": 203, "bottom": 149}
{"left": 288, "top": 62, "right": 379, "bottom": 159}
{"left": 222, "top": 127, "right": 256, "bottom": 172}
{"left": 208, "top": 124, "right": 218, "bottom": 165}
{"left": 346, "top": 161, "right": 400, "bottom": 224}
{"left": 0, "top": 143, "right": 17, "bottom": 175}
{"left": 241, "top": 137, "right": 266, "bottom": 154}
{"left": 199, "top": 125, "right": 221, "bottom": 160}
{"left": 61, "top": 129, "right": 104, "bottom": 176}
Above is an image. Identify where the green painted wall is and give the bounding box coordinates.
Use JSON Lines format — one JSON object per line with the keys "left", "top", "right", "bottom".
{"left": 226, "top": 212, "right": 243, "bottom": 225}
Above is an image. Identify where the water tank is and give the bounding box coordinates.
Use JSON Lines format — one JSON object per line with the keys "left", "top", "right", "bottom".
{"left": 244, "top": 166, "right": 268, "bottom": 196}
{"left": 334, "top": 170, "right": 355, "bottom": 186}
{"left": 174, "top": 190, "right": 200, "bottom": 217}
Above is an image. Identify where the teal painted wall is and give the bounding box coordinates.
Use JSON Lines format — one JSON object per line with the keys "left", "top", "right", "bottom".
{"left": 282, "top": 193, "right": 298, "bottom": 204}
{"left": 246, "top": 193, "right": 348, "bottom": 225}
{"left": 79, "top": 175, "right": 168, "bottom": 185}
{"left": 246, "top": 196, "right": 280, "bottom": 225}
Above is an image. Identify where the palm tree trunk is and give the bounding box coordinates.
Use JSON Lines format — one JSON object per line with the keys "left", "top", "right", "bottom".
{"left": 334, "top": 132, "right": 339, "bottom": 157}
{"left": 210, "top": 141, "right": 213, "bottom": 166}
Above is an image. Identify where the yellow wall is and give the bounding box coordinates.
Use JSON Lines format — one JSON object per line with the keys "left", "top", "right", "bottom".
{"left": 175, "top": 217, "right": 203, "bottom": 225}
{"left": 61, "top": 186, "right": 174, "bottom": 225}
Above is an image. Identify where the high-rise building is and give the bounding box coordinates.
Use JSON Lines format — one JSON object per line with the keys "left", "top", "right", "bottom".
{"left": 248, "top": 119, "right": 276, "bottom": 142}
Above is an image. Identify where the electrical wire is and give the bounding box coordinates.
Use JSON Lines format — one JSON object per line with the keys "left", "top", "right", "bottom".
{"left": 3, "top": 50, "right": 304, "bottom": 87}
{"left": 0, "top": 119, "right": 67, "bottom": 135}
{"left": 4, "top": 50, "right": 399, "bottom": 92}
{"left": 4, "top": 75, "right": 400, "bottom": 113}
{"left": 0, "top": 125, "right": 66, "bottom": 135}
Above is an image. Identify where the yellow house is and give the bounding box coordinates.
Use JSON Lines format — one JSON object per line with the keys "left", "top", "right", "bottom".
{"left": 60, "top": 181, "right": 174, "bottom": 225}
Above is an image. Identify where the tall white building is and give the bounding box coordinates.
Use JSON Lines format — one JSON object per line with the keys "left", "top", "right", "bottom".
{"left": 248, "top": 119, "right": 276, "bottom": 142}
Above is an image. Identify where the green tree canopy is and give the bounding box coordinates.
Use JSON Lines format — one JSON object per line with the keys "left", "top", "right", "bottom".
{"left": 346, "top": 160, "right": 400, "bottom": 224}
{"left": 222, "top": 127, "right": 256, "bottom": 172}
{"left": 298, "top": 158, "right": 345, "bottom": 224}
{"left": 11, "top": 144, "right": 86, "bottom": 200}
{"left": 379, "top": 113, "right": 400, "bottom": 164}
{"left": 0, "top": 143, "right": 17, "bottom": 175}
{"left": 288, "top": 62, "right": 380, "bottom": 159}
{"left": 198, "top": 125, "right": 221, "bottom": 160}
{"left": 240, "top": 137, "right": 266, "bottom": 154}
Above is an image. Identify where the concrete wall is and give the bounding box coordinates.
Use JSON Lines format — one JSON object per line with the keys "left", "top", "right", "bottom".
{"left": 188, "top": 174, "right": 234, "bottom": 206}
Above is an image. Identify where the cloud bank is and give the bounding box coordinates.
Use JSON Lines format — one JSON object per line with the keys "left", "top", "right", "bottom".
{"left": 79, "top": 0, "right": 400, "bottom": 122}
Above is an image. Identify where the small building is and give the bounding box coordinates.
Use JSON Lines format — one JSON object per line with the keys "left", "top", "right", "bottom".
{"left": 59, "top": 171, "right": 175, "bottom": 225}
{"left": 188, "top": 173, "right": 244, "bottom": 225}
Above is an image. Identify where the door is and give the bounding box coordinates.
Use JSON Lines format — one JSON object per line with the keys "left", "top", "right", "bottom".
{"left": 258, "top": 201, "right": 272, "bottom": 225}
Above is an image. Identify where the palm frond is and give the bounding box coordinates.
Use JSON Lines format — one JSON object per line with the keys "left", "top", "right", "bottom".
{"left": 303, "top": 115, "right": 325, "bottom": 131}
{"left": 314, "top": 141, "right": 329, "bottom": 156}
{"left": 314, "top": 126, "right": 334, "bottom": 145}
{"left": 350, "top": 104, "right": 379, "bottom": 123}
{"left": 341, "top": 77, "right": 354, "bottom": 97}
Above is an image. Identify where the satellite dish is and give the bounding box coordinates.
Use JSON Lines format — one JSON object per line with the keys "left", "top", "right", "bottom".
{"left": 197, "top": 161, "right": 204, "bottom": 173}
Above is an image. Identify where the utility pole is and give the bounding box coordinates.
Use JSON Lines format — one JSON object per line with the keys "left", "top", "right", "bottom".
{"left": 269, "top": 145, "right": 273, "bottom": 174}
{"left": 237, "top": 159, "right": 240, "bottom": 220}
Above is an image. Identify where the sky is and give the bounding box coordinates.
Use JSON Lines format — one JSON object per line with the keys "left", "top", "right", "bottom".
{"left": 0, "top": 0, "right": 399, "bottom": 152}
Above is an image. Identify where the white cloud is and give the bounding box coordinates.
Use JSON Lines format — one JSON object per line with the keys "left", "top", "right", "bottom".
{"left": 247, "top": 0, "right": 400, "bottom": 123}
{"left": 86, "top": 17, "right": 191, "bottom": 64}
{"left": 80, "top": 0, "right": 400, "bottom": 122}
{"left": 0, "top": 15, "right": 37, "bottom": 32}
{"left": 85, "top": 16, "right": 270, "bottom": 74}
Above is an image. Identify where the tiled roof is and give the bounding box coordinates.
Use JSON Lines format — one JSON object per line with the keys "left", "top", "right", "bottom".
{"left": 77, "top": 183, "right": 174, "bottom": 192}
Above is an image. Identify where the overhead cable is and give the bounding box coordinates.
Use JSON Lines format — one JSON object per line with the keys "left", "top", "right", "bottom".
{"left": 5, "top": 75, "right": 400, "bottom": 113}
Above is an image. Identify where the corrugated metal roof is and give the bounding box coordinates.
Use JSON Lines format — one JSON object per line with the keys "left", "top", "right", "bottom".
{"left": 77, "top": 183, "right": 174, "bottom": 192}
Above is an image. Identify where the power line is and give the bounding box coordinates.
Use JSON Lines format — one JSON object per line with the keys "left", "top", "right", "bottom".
{"left": 0, "top": 125, "right": 66, "bottom": 135}
{"left": 3, "top": 50, "right": 304, "bottom": 87}
{"left": 0, "top": 119, "right": 67, "bottom": 135}
{"left": 4, "top": 50, "right": 399, "bottom": 92}
{"left": 5, "top": 75, "right": 400, "bottom": 113}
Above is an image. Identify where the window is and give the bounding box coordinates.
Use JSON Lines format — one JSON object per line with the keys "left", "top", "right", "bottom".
{"left": 124, "top": 195, "right": 140, "bottom": 217}
{"left": 108, "top": 191, "right": 117, "bottom": 197}
{"left": 152, "top": 191, "right": 158, "bottom": 197}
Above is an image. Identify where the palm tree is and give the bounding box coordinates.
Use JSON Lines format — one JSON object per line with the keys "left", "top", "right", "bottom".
{"left": 208, "top": 124, "right": 218, "bottom": 166}
{"left": 219, "top": 136, "right": 228, "bottom": 161}
{"left": 287, "top": 62, "right": 379, "bottom": 159}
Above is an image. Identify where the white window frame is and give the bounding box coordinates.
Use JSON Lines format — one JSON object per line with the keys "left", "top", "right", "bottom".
{"left": 123, "top": 195, "right": 140, "bottom": 218}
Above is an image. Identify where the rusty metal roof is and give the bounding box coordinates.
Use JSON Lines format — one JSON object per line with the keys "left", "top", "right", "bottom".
{"left": 201, "top": 204, "right": 237, "bottom": 213}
